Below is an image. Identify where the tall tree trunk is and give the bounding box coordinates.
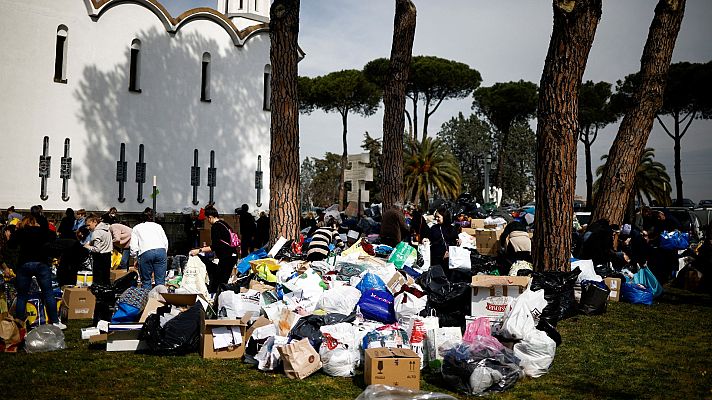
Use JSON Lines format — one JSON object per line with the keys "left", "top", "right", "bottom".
{"left": 495, "top": 127, "right": 510, "bottom": 194}
{"left": 404, "top": 109, "right": 413, "bottom": 139}
{"left": 673, "top": 115, "right": 683, "bottom": 205}
{"left": 533, "top": 0, "right": 602, "bottom": 273}
{"left": 592, "top": 0, "right": 685, "bottom": 224}
{"left": 382, "top": 0, "right": 416, "bottom": 210}
{"left": 411, "top": 95, "right": 419, "bottom": 142}
{"left": 339, "top": 112, "right": 348, "bottom": 210}
{"left": 422, "top": 97, "right": 430, "bottom": 140}
{"left": 268, "top": 0, "right": 301, "bottom": 246}
{"left": 584, "top": 131, "right": 594, "bottom": 210}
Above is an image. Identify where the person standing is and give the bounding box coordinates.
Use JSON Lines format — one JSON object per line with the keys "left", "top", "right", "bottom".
{"left": 84, "top": 214, "right": 112, "bottom": 286}
{"left": 9, "top": 214, "right": 65, "bottom": 329}
{"left": 429, "top": 207, "right": 459, "bottom": 273}
{"left": 189, "top": 205, "right": 237, "bottom": 293}
{"left": 255, "top": 211, "right": 270, "bottom": 249}
{"left": 237, "top": 204, "right": 256, "bottom": 257}
{"left": 57, "top": 208, "right": 76, "bottom": 240}
{"left": 130, "top": 208, "right": 168, "bottom": 289}
{"left": 109, "top": 223, "right": 132, "bottom": 271}
{"left": 380, "top": 204, "right": 410, "bottom": 247}
{"left": 306, "top": 219, "right": 345, "bottom": 262}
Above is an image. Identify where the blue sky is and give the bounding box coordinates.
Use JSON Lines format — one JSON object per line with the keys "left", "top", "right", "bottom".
{"left": 165, "top": 1, "right": 712, "bottom": 202}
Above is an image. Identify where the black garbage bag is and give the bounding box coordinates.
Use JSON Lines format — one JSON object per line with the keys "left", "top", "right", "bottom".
{"left": 140, "top": 303, "right": 202, "bottom": 355}
{"left": 535, "top": 320, "right": 562, "bottom": 346}
{"left": 578, "top": 280, "right": 610, "bottom": 315}
{"left": 441, "top": 342, "right": 523, "bottom": 395}
{"left": 530, "top": 267, "right": 581, "bottom": 327}
{"left": 470, "top": 253, "right": 498, "bottom": 275}
{"left": 288, "top": 312, "right": 356, "bottom": 350}
{"left": 417, "top": 265, "right": 471, "bottom": 329}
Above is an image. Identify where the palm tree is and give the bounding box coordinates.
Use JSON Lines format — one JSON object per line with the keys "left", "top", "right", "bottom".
{"left": 404, "top": 136, "right": 461, "bottom": 207}
{"left": 594, "top": 147, "right": 672, "bottom": 209}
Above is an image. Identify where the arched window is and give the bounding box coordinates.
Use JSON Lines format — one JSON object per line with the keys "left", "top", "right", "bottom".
{"left": 254, "top": 0, "right": 259, "bottom": 12}
{"left": 54, "top": 25, "right": 68, "bottom": 83}
{"left": 263, "top": 64, "right": 271, "bottom": 111}
{"left": 129, "top": 39, "right": 142, "bottom": 93}
{"left": 201, "top": 52, "right": 211, "bottom": 102}
{"left": 239, "top": 0, "right": 244, "bottom": 10}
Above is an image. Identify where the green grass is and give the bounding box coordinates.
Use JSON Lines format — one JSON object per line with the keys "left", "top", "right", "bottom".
{"left": 2, "top": 287, "right": 711, "bottom": 400}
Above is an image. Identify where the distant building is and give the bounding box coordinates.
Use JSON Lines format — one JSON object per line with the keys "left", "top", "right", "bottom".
{"left": 0, "top": 0, "right": 274, "bottom": 212}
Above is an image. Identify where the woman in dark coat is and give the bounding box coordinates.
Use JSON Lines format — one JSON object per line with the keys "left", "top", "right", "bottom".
{"left": 429, "top": 207, "right": 459, "bottom": 272}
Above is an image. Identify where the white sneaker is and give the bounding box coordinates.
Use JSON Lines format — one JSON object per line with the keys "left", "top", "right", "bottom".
{"left": 53, "top": 321, "right": 67, "bottom": 330}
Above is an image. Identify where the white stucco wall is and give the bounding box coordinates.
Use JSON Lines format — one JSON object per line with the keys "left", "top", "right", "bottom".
{"left": 0, "top": 0, "right": 271, "bottom": 214}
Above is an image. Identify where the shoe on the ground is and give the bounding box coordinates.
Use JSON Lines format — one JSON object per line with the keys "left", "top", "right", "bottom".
{"left": 53, "top": 321, "right": 67, "bottom": 330}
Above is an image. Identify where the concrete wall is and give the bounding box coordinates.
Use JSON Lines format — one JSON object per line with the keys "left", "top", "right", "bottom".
{"left": 0, "top": 0, "right": 271, "bottom": 214}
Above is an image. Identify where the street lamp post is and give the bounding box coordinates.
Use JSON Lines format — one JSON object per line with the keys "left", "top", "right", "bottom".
{"left": 484, "top": 153, "right": 492, "bottom": 204}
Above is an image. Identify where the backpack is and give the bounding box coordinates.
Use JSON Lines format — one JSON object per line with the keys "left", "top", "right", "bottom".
{"left": 219, "top": 221, "right": 241, "bottom": 249}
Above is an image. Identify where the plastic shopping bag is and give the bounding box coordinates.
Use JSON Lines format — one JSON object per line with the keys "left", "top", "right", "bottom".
{"left": 633, "top": 267, "right": 663, "bottom": 298}
{"left": 448, "top": 246, "right": 471, "bottom": 271}
{"left": 501, "top": 288, "right": 547, "bottom": 340}
{"left": 388, "top": 242, "right": 418, "bottom": 269}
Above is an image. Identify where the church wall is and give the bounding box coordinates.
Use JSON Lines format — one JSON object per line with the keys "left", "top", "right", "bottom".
{"left": 0, "top": 0, "right": 271, "bottom": 214}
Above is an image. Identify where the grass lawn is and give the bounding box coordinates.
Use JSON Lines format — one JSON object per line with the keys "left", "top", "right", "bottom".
{"left": 2, "top": 287, "right": 711, "bottom": 400}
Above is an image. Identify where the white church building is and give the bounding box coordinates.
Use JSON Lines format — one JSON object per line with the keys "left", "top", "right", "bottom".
{"left": 0, "top": 0, "right": 274, "bottom": 213}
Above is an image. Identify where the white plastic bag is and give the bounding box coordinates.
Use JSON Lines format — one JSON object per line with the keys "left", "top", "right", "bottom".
{"left": 513, "top": 329, "right": 556, "bottom": 378}
{"left": 255, "top": 335, "right": 288, "bottom": 371}
{"left": 319, "top": 323, "right": 360, "bottom": 377}
{"left": 458, "top": 232, "right": 475, "bottom": 248}
{"left": 501, "top": 288, "right": 547, "bottom": 340}
{"left": 180, "top": 256, "right": 210, "bottom": 298}
{"left": 393, "top": 291, "right": 427, "bottom": 320}
{"left": 572, "top": 259, "right": 602, "bottom": 283}
{"left": 217, "top": 290, "right": 262, "bottom": 319}
{"left": 418, "top": 239, "right": 431, "bottom": 271}
{"left": 448, "top": 246, "right": 471, "bottom": 270}
{"left": 317, "top": 286, "right": 362, "bottom": 315}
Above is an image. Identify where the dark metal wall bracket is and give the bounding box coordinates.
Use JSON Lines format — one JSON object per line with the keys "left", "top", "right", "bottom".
{"left": 116, "top": 143, "right": 128, "bottom": 203}
{"left": 60, "top": 138, "right": 72, "bottom": 201}
{"left": 191, "top": 149, "right": 200, "bottom": 206}
{"left": 207, "top": 150, "right": 216, "bottom": 204}
{"left": 136, "top": 144, "right": 146, "bottom": 203}
{"left": 255, "top": 155, "right": 263, "bottom": 207}
{"left": 38, "top": 136, "right": 51, "bottom": 201}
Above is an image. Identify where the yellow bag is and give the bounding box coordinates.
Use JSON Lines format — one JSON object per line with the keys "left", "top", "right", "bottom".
{"left": 111, "top": 249, "right": 122, "bottom": 269}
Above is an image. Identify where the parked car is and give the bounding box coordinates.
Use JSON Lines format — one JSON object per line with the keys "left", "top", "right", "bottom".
{"left": 574, "top": 211, "right": 591, "bottom": 227}
{"left": 652, "top": 207, "right": 703, "bottom": 243}
{"left": 697, "top": 199, "right": 712, "bottom": 208}
{"left": 672, "top": 198, "right": 696, "bottom": 208}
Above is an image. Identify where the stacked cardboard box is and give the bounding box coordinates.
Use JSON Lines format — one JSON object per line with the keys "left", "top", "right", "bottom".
{"left": 474, "top": 228, "right": 505, "bottom": 256}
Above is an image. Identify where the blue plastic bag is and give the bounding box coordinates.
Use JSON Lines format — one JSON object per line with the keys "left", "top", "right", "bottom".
{"left": 355, "top": 272, "right": 388, "bottom": 294}
{"left": 621, "top": 282, "right": 653, "bottom": 305}
{"left": 237, "top": 248, "right": 269, "bottom": 274}
{"left": 633, "top": 267, "right": 663, "bottom": 298}
{"left": 659, "top": 230, "right": 689, "bottom": 251}
{"left": 111, "top": 303, "right": 141, "bottom": 323}
{"left": 357, "top": 289, "right": 396, "bottom": 323}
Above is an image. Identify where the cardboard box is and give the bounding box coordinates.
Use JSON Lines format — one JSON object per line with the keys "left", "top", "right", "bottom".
{"left": 200, "top": 311, "right": 251, "bottom": 359}
{"left": 474, "top": 228, "right": 504, "bottom": 256}
{"left": 471, "top": 276, "right": 530, "bottom": 322}
{"left": 106, "top": 329, "right": 148, "bottom": 352}
{"left": 364, "top": 348, "right": 421, "bottom": 390}
{"left": 604, "top": 277, "right": 621, "bottom": 302}
{"left": 139, "top": 293, "right": 205, "bottom": 323}
{"left": 386, "top": 272, "right": 415, "bottom": 295}
{"left": 61, "top": 287, "right": 96, "bottom": 320}
{"left": 110, "top": 269, "right": 129, "bottom": 283}
{"left": 471, "top": 219, "right": 486, "bottom": 229}
{"left": 461, "top": 227, "right": 477, "bottom": 236}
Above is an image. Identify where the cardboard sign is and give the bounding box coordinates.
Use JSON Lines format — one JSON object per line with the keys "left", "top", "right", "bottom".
{"left": 364, "top": 347, "right": 421, "bottom": 390}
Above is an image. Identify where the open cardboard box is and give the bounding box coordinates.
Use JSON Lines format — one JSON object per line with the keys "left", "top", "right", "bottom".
{"left": 471, "top": 275, "right": 531, "bottom": 325}
{"left": 139, "top": 293, "right": 206, "bottom": 323}
{"left": 200, "top": 311, "right": 253, "bottom": 359}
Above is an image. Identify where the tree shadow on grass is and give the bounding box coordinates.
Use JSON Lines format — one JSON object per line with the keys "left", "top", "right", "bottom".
{"left": 656, "top": 286, "right": 712, "bottom": 307}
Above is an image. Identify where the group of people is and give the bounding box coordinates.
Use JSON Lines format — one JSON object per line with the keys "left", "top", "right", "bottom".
{"left": 0, "top": 205, "right": 170, "bottom": 329}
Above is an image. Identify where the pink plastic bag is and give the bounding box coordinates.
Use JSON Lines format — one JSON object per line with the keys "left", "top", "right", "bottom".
{"left": 463, "top": 317, "right": 491, "bottom": 342}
